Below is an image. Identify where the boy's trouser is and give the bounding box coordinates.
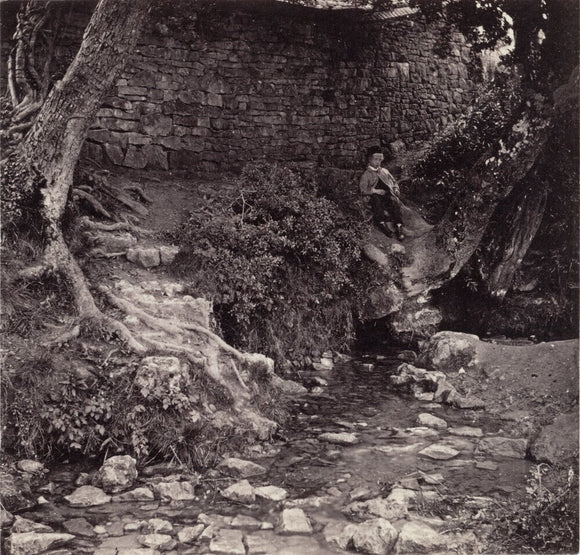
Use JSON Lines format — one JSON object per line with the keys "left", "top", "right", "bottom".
{"left": 370, "top": 193, "right": 403, "bottom": 226}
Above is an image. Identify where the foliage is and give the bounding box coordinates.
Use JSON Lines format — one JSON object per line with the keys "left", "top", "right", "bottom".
{"left": 406, "top": 75, "right": 523, "bottom": 222}
{"left": 173, "top": 162, "right": 378, "bottom": 362}
{"left": 1, "top": 349, "right": 251, "bottom": 470}
{"left": 486, "top": 463, "right": 579, "bottom": 553}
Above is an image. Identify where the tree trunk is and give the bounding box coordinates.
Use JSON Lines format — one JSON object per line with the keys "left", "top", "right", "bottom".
{"left": 10, "top": 0, "right": 151, "bottom": 317}
{"left": 479, "top": 176, "right": 547, "bottom": 299}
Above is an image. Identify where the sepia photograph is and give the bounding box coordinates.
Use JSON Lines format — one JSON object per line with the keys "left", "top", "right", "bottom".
{"left": 0, "top": 0, "right": 578, "bottom": 553}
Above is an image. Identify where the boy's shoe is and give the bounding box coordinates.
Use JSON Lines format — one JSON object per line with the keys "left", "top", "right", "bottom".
{"left": 379, "top": 221, "right": 394, "bottom": 237}
{"left": 395, "top": 224, "right": 405, "bottom": 241}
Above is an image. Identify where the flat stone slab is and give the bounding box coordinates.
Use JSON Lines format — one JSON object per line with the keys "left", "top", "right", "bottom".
{"left": 477, "top": 437, "right": 528, "bottom": 459}
{"left": 254, "top": 485, "right": 288, "bottom": 501}
{"left": 318, "top": 432, "right": 359, "bottom": 445}
{"left": 6, "top": 532, "right": 75, "bottom": 554}
{"left": 418, "top": 444, "right": 459, "bottom": 460}
{"left": 221, "top": 480, "right": 255, "bottom": 503}
{"left": 63, "top": 517, "right": 96, "bottom": 537}
{"left": 64, "top": 485, "right": 111, "bottom": 507}
{"left": 219, "top": 457, "right": 267, "bottom": 478}
{"left": 397, "top": 521, "right": 448, "bottom": 553}
{"left": 278, "top": 508, "right": 313, "bottom": 534}
{"left": 448, "top": 426, "right": 484, "bottom": 437}
{"left": 209, "top": 528, "right": 245, "bottom": 554}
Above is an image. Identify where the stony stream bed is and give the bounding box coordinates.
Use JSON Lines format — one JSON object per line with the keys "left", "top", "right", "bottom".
{"left": 4, "top": 352, "right": 536, "bottom": 554}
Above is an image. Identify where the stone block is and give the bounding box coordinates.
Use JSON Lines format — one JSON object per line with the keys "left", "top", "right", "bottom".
{"left": 104, "top": 144, "right": 126, "bottom": 166}
{"left": 126, "top": 247, "right": 161, "bottom": 267}
{"left": 142, "top": 113, "right": 172, "bottom": 136}
{"left": 143, "top": 144, "right": 169, "bottom": 170}
{"left": 124, "top": 146, "right": 147, "bottom": 169}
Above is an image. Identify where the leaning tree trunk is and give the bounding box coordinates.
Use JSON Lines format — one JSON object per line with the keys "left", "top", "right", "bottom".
{"left": 11, "top": 0, "right": 151, "bottom": 326}
{"left": 478, "top": 175, "right": 547, "bottom": 299}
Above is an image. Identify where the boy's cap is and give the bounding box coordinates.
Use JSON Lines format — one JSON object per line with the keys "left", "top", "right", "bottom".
{"left": 366, "top": 146, "right": 383, "bottom": 158}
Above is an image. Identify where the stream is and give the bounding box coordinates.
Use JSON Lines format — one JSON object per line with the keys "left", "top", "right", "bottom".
{"left": 14, "top": 352, "right": 532, "bottom": 554}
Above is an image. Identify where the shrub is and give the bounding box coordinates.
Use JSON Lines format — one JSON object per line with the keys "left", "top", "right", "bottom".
{"left": 172, "top": 162, "right": 378, "bottom": 362}
{"left": 2, "top": 351, "right": 247, "bottom": 470}
{"left": 486, "top": 462, "right": 579, "bottom": 553}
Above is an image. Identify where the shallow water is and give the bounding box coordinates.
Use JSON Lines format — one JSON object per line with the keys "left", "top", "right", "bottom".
{"left": 30, "top": 354, "right": 532, "bottom": 553}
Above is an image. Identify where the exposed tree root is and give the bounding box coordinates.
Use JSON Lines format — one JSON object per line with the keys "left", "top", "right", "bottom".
{"left": 73, "top": 189, "right": 113, "bottom": 220}
{"left": 123, "top": 184, "right": 154, "bottom": 204}
{"left": 79, "top": 216, "right": 153, "bottom": 236}
{"left": 87, "top": 249, "right": 127, "bottom": 259}
{"left": 41, "top": 324, "right": 80, "bottom": 347}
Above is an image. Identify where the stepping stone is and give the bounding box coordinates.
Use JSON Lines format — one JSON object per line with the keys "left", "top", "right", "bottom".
{"left": 477, "top": 437, "right": 528, "bottom": 459}
{"left": 418, "top": 444, "right": 459, "bottom": 460}
{"left": 219, "top": 457, "right": 267, "bottom": 478}
{"left": 254, "top": 485, "right": 288, "bottom": 501}
{"left": 419, "top": 472, "right": 444, "bottom": 485}
{"left": 6, "top": 532, "right": 75, "bottom": 554}
{"left": 405, "top": 426, "right": 440, "bottom": 438}
{"left": 221, "top": 480, "right": 255, "bottom": 503}
{"left": 138, "top": 533, "right": 176, "bottom": 551}
{"left": 351, "top": 518, "right": 399, "bottom": 555}
{"left": 126, "top": 247, "right": 161, "bottom": 268}
{"left": 113, "top": 487, "right": 154, "bottom": 502}
{"left": 448, "top": 426, "right": 483, "bottom": 437}
{"left": 177, "top": 523, "right": 205, "bottom": 543}
{"left": 231, "top": 514, "right": 262, "bottom": 529}
{"left": 63, "top": 517, "right": 96, "bottom": 537}
{"left": 152, "top": 480, "right": 196, "bottom": 502}
{"left": 397, "top": 521, "right": 448, "bottom": 553}
{"left": 344, "top": 497, "right": 408, "bottom": 521}
{"left": 318, "top": 432, "right": 358, "bottom": 445}
{"left": 11, "top": 516, "right": 53, "bottom": 534}
{"left": 278, "top": 508, "right": 313, "bottom": 534}
{"left": 144, "top": 518, "right": 173, "bottom": 533}
{"left": 417, "top": 413, "right": 448, "bottom": 429}
{"left": 96, "top": 454, "right": 138, "bottom": 493}
{"left": 209, "top": 529, "right": 245, "bottom": 554}
{"left": 64, "top": 486, "right": 111, "bottom": 507}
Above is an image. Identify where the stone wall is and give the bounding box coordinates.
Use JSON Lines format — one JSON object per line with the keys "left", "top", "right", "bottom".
{"left": 2, "top": 1, "right": 477, "bottom": 171}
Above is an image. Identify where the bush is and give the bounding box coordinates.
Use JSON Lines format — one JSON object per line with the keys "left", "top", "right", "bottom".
{"left": 1, "top": 350, "right": 251, "bottom": 470}
{"left": 486, "top": 462, "right": 579, "bottom": 553}
{"left": 172, "top": 162, "right": 378, "bottom": 362}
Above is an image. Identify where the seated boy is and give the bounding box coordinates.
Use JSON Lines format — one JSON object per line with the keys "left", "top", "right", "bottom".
{"left": 359, "top": 146, "right": 405, "bottom": 241}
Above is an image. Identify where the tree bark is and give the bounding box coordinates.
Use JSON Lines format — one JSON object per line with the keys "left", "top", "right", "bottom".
{"left": 10, "top": 0, "right": 151, "bottom": 318}
{"left": 479, "top": 176, "right": 547, "bottom": 299}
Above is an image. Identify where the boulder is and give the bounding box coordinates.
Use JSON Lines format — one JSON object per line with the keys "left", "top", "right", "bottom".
{"left": 16, "top": 461, "right": 46, "bottom": 475}
{"left": 530, "top": 412, "right": 579, "bottom": 464}
{"left": 11, "top": 516, "right": 53, "bottom": 534}
{"left": 218, "top": 457, "right": 267, "bottom": 478}
{"left": 477, "top": 437, "right": 527, "bottom": 459}
{"left": 95, "top": 455, "right": 138, "bottom": 493}
{"left": 396, "top": 521, "right": 448, "bottom": 553}
{"left": 6, "top": 532, "right": 75, "bottom": 555}
{"left": 270, "top": 375, "right": 308, "bottom": 395}
{"left": 152, "top": 480, "right": 196, "bottom": 502}
{"left": 416, "top": 413, "right": 447, "bottom": 429}
{"left": 64, "top": 486, "right": 111, "bottom": 507}
{"left": 344, "top": 497, "right": 407, "bottom": 521}
{"left": 350, "top": 518, "right": 398, "bottom": 555}
{"left": 113, "top": 487, "right": 155, "bottom": 502}
{"left": 421, "top": 331, "right": 479, "bottom": 372}
{"left": 278, "top": 508, "right": 313, "bottom": 534}
{"left": 323, "top": 520, "right": 358, "bottom": 550}
{"left": 221, "top": 480, "right": 255, "bottom": 503}
{"left": 0, "top": 471, "right": 35, "bottom": 512}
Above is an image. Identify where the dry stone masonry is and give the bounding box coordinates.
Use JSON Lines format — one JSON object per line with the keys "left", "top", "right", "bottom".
{"left": 73, "top": 1, "right": 476, "bottom": 171}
